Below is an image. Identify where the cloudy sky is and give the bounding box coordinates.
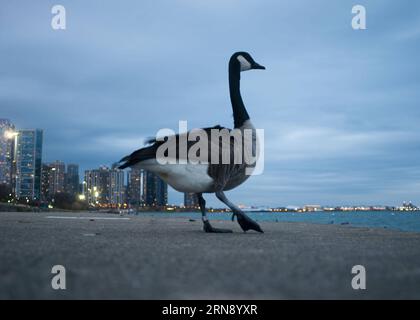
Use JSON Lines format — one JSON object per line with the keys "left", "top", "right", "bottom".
{"left": 1, "top": 0, "right": 420, "bottom": 207}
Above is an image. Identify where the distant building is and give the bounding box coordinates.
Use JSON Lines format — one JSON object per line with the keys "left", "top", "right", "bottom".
{"left": 109, "top": 169, "right": 125, "bottom": 206}
{"left": 41, "top": 164, "right": 52, "bottom": 202}
{"left": 303, "top": 205, "right": 322, "bottom": 212}
{"left": 14, "top": 129, "right": 43, "bottom": 201}
{"left": 399, "top": 201, "right": 419, "bottom": 211}
{"left": 0, "top": 119, "right": 15, "bottom": 187}
{"left": 48, "top": 161, "right": 66, "bottom": 195}
{"left": 184, "top": 192, "right": 199, "bottom": 208}
{"left": 65, "top": 164, "right": 79, "bottom": 196}
{"left": 84, "top": 166, "right": 110, "bottom": 206}
{"left": 40, "top": 161, "right": 66, "bottom": 201}
{"left": 143, "top": 171, "right": 167, "bottom": 207}
{"left": 127, "top": 168, "right": 143, "bottom": 207}
{"left": 155, "top": 174, "right": 168, "bottom": 207}
{"left": 84, "top": 166, "right": 125, "bottom": 207}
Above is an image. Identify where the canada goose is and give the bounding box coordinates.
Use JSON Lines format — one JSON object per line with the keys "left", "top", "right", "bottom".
{"left": 117, "top": 51, "right": 265, "bottom": 233}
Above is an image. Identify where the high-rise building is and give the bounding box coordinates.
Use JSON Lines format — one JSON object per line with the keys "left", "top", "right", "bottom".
{"left": 14, "top": 129, "right": 43, "bottom": 201}
{"left": 127, "top": 168, "right": 143, "bottom": 207}
{"left": 40, "top": 161, "right": 66, "bottom": 201}
{"left": 41, "top": 162, "right": 80, "bottom": 200}
{"left": 65, "top": 164, "right": 79, "bottom": 196}
{"left": 109, "top": 169, "right": 125, "bottom": 206}
{"left": 184, "top": 192, "right": 199, "bottom": 208}
{"left": 48, "top": 161, "right": 66, "bottom": 195}
{"left": 143, "top": 171, "right": 167, "bottom": 207}
{"left": 41, "top": 164, "right": 52, "bottom": 202}
{"left": 84, "top": 166, "right": 125, "bottom": 207}
{"left": 0, "top": 119, "right": 16, "bottom": 187}
{"left": 84, "top": 166, "right": 109, "bottom": 206}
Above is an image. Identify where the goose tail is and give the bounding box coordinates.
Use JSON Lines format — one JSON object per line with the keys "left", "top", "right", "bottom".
{"left": 115, "top": 144, "right": 158, "bottom": 169}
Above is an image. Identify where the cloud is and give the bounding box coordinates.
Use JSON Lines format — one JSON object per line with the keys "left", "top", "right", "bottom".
{"left": 264, "top": 126, "right": 418, "bottom": 162}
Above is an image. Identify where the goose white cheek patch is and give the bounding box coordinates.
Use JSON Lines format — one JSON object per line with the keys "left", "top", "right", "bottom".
{"left": 237, "top": 55, "right": 252, "bottom": 71}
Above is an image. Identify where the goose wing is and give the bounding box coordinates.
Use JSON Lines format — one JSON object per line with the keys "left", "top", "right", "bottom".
{"left": 116, "top": 125, "right": 230, "bottom": 169}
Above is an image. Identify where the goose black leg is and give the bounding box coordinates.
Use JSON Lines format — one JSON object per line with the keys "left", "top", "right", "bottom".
{"left": 215, "top": 191, "right": 264, "bottom": 233}
{"left": 197, "top": 193, "right": 232, "bottom": 233}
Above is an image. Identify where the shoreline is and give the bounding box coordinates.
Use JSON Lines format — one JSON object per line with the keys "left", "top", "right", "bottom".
{"left": 2, "top": 209, "right": 420, "bottom": 233}
{"left": 97, "top": 210, "right": 420, "bottom": 234}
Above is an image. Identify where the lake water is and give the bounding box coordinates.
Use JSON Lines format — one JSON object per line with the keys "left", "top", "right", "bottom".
{"left": 138, "top": 210, "right": 420, "bottom": 233}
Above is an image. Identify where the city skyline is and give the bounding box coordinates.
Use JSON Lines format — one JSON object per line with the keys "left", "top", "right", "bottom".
{"left": 14, "top": 129, "right": 43, "bottom": 202}
{"left": 0, "top": 118, "right": 420, "bottom": 209}
{"left": 1, "top": 118, "right": 172, "bottom": 208}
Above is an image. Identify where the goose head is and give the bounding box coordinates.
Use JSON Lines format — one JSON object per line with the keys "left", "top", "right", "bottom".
{"left": 230, "top": 51, "right": 265, "bottom": 72}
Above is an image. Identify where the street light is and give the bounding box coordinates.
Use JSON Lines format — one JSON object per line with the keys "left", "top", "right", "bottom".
{"left": 4, "top": 130, "right": 18, "bottom": 139}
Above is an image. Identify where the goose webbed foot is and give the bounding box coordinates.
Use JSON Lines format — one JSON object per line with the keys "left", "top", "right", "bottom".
{"left": 235, "top": 212, "right": 264, "bottom": 233}
{"left": 203, "top": 220, "right": 233, "bottom": 233}
{"left": 215, "top": 191, "right": 264, "bottom": 234}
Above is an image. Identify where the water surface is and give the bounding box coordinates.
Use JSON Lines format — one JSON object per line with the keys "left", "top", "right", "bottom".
{"left": 136, "top": 210, "right": 420, "bottom": 233}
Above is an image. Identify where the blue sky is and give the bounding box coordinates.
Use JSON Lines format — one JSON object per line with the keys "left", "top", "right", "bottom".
{"left": 1, "top": 0, "right": 420, "bottom": 207}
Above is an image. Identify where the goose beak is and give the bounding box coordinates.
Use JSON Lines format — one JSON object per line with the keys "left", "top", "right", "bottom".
{"left": 253, "top": 63, "right": 265, "bottom": 70}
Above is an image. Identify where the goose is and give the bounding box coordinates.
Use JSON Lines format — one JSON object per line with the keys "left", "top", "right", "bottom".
{"left": 117, "top": 51, "right": 265, "bottom": 233}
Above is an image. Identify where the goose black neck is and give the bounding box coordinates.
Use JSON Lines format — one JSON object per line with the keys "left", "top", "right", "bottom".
{"left": 229, "top": 62, "right": 249, "bottom": 128}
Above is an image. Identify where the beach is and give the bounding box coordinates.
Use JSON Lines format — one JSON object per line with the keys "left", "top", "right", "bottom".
{"left": 1, "top": 211, "right": 420, "bottom": 299}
